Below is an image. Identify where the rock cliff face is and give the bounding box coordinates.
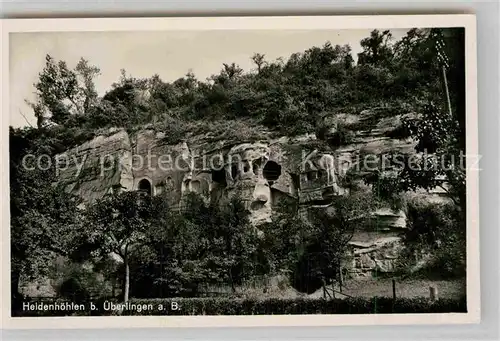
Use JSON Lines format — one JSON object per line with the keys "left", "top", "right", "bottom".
{"left": 56, "top": 110, "right": 447, "bottom": 277}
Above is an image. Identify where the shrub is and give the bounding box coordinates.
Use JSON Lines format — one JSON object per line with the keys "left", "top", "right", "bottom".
{"left": 13, "top": 295, "right": 466, "bottom": 317}
{"left": 50, "top": 257, "right": 116, "bottom": 303}
{"left": 118, "top": 296, "right": 467, "bottom": 316}
{"left": 385, "top": 123, "right": 412, "bottom": 139}
{"left": 326, "top": 123, "right": 355, "bottom": 147}
{"left": 58, "top": 278, "right": 90, "bottom": 304}
{"left": 397, "top": 199, "right": 465, "bottom": 278}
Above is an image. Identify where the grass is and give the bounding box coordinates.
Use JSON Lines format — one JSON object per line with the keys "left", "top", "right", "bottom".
{"left": 153, "top": 116, "right": 274, "bottom": 145}
{"left": 318, "top": 277, "right": 466, "bottom": 300}
{"left": 229, "top": 275, "right": 466, "bottom": 302}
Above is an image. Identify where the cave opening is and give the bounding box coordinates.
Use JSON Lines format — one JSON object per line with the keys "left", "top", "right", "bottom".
{"left": 137, "top": 178, "right": 152, "bottom": 196}
{"left": 243, "top": 161, "right": 250, "bottom": 173}
{"left": 306, "top": 171, "right": 317, "bottom": 181}
{"left": 231, "top": 164, "right": 238, "bottom": 180}
{"left": 290, "top": 174, "right": 300, "bottom": 195}
{"left": 263, "top": 161, "right": 281, "bottom": 182}
{"left": 191, "top": 180, "right": 201, "bottom": 193}
{"left": 212, "top": 169, "right": 227, "bottom": 186}
{"left": 250, "top": 201, "right": 266, "bottom": 211}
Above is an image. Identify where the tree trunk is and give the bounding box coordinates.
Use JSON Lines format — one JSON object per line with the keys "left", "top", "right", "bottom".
{"left": 339, "top": 267, "right": 344, "bottom": 293}
{"left": 230, "top": 269, "right": 236, "bottom": 293}
{"left": 322, "top": 277, "right": 326, "bottom": 299}
{"left": 124, "top": 256, "right": 130, "bottom": 303}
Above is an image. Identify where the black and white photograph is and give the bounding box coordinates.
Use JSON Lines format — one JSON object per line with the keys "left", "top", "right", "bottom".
{"left": 2, "top": 15, "right": 479, "bottom": 327}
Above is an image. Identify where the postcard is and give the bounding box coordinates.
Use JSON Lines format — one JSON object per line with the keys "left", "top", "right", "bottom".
{"left": 0, "top": 14, "right": 479, "bottom": 329}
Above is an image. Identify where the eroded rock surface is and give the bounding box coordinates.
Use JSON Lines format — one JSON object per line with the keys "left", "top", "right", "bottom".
{"left": 56, "top": 110, "right": 444, "bottom": 277}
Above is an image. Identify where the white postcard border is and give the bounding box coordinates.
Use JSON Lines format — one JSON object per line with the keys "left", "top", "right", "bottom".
{"left": 0, "top": 14, "right": 479, "bottom": 329}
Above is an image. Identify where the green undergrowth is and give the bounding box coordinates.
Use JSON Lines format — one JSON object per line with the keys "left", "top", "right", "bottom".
{"left": 14, "top": 296, "right": 466, "bottom": 317}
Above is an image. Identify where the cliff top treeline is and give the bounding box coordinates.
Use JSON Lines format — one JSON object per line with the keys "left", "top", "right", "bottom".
{"left": 18, "top": 28, "right": 464, "bottom": 150}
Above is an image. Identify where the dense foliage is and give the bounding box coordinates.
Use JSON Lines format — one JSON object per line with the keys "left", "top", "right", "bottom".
{"left": 26, "top": 29, "right": 461, "bottom": 139}
{"left": 128, "top": 193, "right": 262, "bottom": 298}
{"left": 396, "top": 199, "right": 466, "bottom": 278}
{"left": 124, "top": 295, "right": 468, "bottom": 315}
{"left": 260, "top": 192, "right": 379, "bottom": 295}
{"left": 14, "top": 296, "right": 466, "bottom": 316}
{"left": 363, "top": 28, "right": 466, "bottom": 214}
{"left": 9, "top": 127, "right": 85, "bottom": 305}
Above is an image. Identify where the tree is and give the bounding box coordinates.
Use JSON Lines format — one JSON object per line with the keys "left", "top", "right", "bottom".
{"left": 251, "top": 53, "right": 266, "bottom": 74}
{"left": 180, "top": 193, "right": 259, "bottom": 292}
{"left": 27, "top": 55, "right": 100, "bottom": 127}
{"left": 128, "top": 192, "right": 187, "bottom": 298}
{"left": 85, "top": 191, "right": 152, "bottom": 302}
{"left": 221, "top": 63, "right": 244, "bottom": 82}
{"left": 75, "top": 58, "right": 101, "bottom": 113}
{"left": 364, "top": 28, "right": 466, "bottom": 212}
{"left": 127, "top": 192, "right": 260, "bottom": 297}
{"left": 360, "top": 28, "right": 467, "bottom": 278}
{"left": 357, "top": 29, "right": 394, "bottom": 67}
{"left": 293, "top": 192, "right": 377, "bottom": 295}
{"left": 9, "top": 127, "right": 86, "bottom": 307}
{"left": 263, "top": 191, "right": 377, "bottom": 295}
{"left": 399, "top": 199, "right": 466, "bottom": 278}
{"left": 215, "top": 195, "right": 258, "bottom": 291}
{"left": 260, "top": 198, "right": 303, "bottom": 274}
{"left": 104, "top": 69, "right": 149, "bottom": 107}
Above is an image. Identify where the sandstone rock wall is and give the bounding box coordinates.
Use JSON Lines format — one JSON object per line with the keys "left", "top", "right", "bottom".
{"left": 56, "top": 110, "right": 447, "bottom": 277}
{"left": 56, "top": 129, "right": 134, "bottom": 203}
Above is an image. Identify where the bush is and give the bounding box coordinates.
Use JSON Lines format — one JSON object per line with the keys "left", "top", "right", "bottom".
{"left": 396, "top": 199, "right": 466, "bottom": 278}
{"left": 50, "top": 257, "right": 116, "bottom": 303}
{"left": 405, "top": 200, "right": 460, "bottom": 244}
{"left": 13, "top": 296, "right": 465, "bottom": 317}
{"left": 326, "top": 123, "right": 355, "bottom": 147}
{"left": 117, "top": 296, "right": 467, "bottom": 316}
{"left": 58, "top": 278, "right": 90, "bottom": 304}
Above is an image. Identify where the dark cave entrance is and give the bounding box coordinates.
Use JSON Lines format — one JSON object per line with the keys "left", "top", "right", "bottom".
{"left": 263, "top": 161, "right": 282, "bottom": 184}
{"left": 231, "top": 164, "right": 238, "bottom": 180}
{"left": 212, "top": 169, "right": 227, "bottom": 186}
{"left": 138, "top": 178, "right": 152, "bottom": 196}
